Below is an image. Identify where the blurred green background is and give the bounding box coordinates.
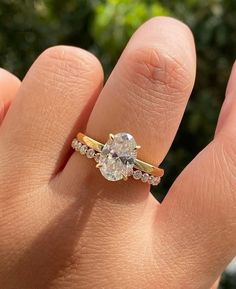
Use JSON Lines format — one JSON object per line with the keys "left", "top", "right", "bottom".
{"left": 0, "top": 0, "right": 235, "bottom": 288}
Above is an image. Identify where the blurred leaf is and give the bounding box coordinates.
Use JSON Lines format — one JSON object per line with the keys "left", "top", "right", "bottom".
{"left": 91, "top": 0, "right": 170, "bottom": 73}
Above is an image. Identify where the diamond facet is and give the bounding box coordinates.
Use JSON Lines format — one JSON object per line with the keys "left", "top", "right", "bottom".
{"left": 98, "top": 133, "right": 137, "bottom": 181}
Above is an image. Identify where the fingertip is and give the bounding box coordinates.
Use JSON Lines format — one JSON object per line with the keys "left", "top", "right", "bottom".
{"left": 129, "top": 16, "right": 196, "bottom": 76}
{"left": 0, "top": 67, "right": 21, "bottom": 82}
{"left": 0, "top": 68, "right": 21, "bottom": 91}
{"left": 35, "top": 45, "right": 104, "bottom": 86}
{"left": 0, "top": 45, "right": 104, "bottom": 180}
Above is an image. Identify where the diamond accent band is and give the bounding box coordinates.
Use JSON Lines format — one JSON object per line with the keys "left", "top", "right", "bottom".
{"left": 71, "top": 132, "right": 163, "bottom": 186}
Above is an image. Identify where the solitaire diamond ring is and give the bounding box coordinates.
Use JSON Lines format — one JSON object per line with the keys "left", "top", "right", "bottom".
{"left": 71, "top": 132, "right": 164, "bottom": 186}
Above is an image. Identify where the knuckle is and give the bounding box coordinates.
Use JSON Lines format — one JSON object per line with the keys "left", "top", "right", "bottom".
{"left": 123, "top": 46, "right": 193, "bottom": 103}
{"left": 35, "top": 45, "right": 103, "bottom": 85}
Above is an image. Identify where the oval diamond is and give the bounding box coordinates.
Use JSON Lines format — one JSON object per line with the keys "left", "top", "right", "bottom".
{"left": 98, "top": 133, "right": 137, "bottom": 181}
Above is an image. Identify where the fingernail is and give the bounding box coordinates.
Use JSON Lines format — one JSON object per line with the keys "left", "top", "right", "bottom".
{"left": 226, "top": 60, "right": 236, "bottom": 97}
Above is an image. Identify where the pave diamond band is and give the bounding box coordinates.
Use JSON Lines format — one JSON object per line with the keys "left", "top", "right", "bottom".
{"left": 72, "top": 132, "right": 164, "bottom": 186}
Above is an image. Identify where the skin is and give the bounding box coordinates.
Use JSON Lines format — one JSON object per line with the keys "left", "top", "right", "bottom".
{"left": 0, "top": 68, "right": 20, "bottom": 123}
{"left": 0, "top": 16, "right": 235, "bottom": 289}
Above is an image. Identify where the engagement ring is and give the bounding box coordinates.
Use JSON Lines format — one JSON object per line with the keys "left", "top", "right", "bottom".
{"left": 72, "top": 132, "right": 164, "bottom": 186}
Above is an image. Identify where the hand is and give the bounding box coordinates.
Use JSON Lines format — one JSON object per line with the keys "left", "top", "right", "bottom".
{"left": 0, "top": 17, "right": 235, "bottom": 289}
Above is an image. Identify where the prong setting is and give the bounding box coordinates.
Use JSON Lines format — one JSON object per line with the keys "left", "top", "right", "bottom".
{"left": 123, "top": 175, "right": 128, "bottom": 181}
{"left": 109, "top": 133, "right": 114, "bottom": 140}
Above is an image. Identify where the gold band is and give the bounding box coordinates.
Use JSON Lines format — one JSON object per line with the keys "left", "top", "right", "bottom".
{"left": 77, "top": 132, "right": 164, "bottom": 177}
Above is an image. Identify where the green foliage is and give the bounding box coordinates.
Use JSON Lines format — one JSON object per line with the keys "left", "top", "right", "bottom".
{"left": 221, "top": 271, "right": 236, "bottom": 289}
{"left": 92, "top": 0, "right": 169, "bottom": 71}
{"left": 0, "top": 0, "right": 94, "bottom": 76}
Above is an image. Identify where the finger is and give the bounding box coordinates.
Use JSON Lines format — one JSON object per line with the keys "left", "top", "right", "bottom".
{"left": 58, "top": 16, "right": 195, "bottom": 287}
{"left": 211, "top": 278, "right": 220, "bottom": 289}
{"left": 0, "top": 46, "right": 103, "bottom": 187}
{"left": 64, "top": 16, "right": 196, "bottom": 192}
{"left": 153, "top": 63, "right": 236, "bottom": 289}
{"left": 0, "top": 68, "right": 20, "bottom": 124}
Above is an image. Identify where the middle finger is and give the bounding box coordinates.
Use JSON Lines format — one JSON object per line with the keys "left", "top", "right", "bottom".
{"left": 65, "top": 16, "right": 196, "bottom": 194}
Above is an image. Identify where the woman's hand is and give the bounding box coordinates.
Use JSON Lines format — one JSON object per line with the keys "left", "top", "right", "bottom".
{"left": 0, "top": 17, "right": 235, "bottom": 289}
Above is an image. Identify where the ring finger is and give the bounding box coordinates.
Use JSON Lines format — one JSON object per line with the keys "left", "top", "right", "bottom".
{"left": 63, "top": 16, "right": 196, "bottom": 197}
{"left": 59, "top": 16, "right": 196, "bottom": 287}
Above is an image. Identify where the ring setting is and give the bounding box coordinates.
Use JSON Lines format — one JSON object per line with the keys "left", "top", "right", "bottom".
{"left": 72, "top": 132, "right": 164, "bottom": 186}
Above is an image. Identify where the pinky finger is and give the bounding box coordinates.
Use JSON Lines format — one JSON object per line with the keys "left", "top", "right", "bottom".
{"left": 0, "top": 68, "right": 20, "bottom": 124}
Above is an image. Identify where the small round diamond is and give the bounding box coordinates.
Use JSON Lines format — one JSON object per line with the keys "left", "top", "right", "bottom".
{"left": 141, "top": 173, "right": 149, "bottom": 183}
{"left": 72, "top": 139, "right": 82, "bottom": 151}
{"left": 80, "top": 145, "right": 88, "bottom": 155}
{"left": 133, "top": 170, "right": 142, "bottom": 180}
{"left": 71, "top": 138, "right": 78, "bottom": 149}
{"left": 94, "top": 153, "right": 100, "bottom": 163}
{"left": 148, "top": 175, "right": 154, "bottom": 184}
{"left": 75, "top": 142, "right": 82, "bottom": 151}
{"left": 152, "top": 176, "right": 161, "bottom": 186}
{"left": 86, "top": 148, "right": 95, "bottom": 158}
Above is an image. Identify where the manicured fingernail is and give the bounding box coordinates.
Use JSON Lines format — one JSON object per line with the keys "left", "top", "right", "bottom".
{"left": 226, "top": 60, "right": 236, "bottom": 97}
